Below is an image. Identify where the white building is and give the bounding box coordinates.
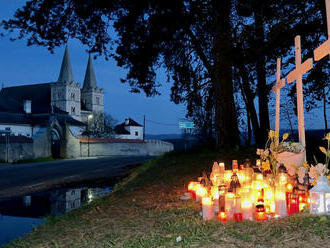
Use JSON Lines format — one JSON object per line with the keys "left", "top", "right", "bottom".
{"left": 114, "top": 118, "right": 144, "bottom": 140}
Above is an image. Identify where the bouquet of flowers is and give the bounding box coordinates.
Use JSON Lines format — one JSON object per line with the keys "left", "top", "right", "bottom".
{"left": 308, "top": 132, "right": 330, "bottom": 185}
{"left": 257, "top": 130, "right": 290, "bottom": 178}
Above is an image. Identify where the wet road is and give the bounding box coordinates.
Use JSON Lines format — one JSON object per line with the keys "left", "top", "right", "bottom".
{"left": 0, "top": 156, "right": 153, "bottom": 197}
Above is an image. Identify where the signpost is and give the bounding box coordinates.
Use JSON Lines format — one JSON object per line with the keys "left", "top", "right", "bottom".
{"left": 179, "top": 121, "right": 195, "bottom": 129}
{"left": 179, "top": 121, "right": 195, "bottom": 151}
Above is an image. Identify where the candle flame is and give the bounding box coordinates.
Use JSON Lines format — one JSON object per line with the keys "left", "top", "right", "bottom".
{"left": 196, "top": 185, "right": 207, "bottom": 197}
{"left": 286, "top": 183, "right": 293, "bottom": 192}
{"left": 202, "top": 197, "right": 212, "bottom": 205}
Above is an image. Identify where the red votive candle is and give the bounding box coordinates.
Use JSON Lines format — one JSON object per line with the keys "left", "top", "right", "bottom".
{"left": 218, "top": 211, "right": 227, "bottom": 223}
{"left": 234, "top": 213, "right": 243, "bottom": 222}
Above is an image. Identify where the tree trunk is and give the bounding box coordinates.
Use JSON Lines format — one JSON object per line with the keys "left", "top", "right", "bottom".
{"left": 247, "top": 104, "right": 252, "bottom": 146}
{"left": 254, "top": 1, "right": 270, "bottom": 143}
{"left": 213, "top": 0, "right": 239, "bottom": 148}
{"left": 323, "top": 87, "right": 328, "bottom": 133}
{"left": 237, "top": 61, "right": 262, "bottom": 147}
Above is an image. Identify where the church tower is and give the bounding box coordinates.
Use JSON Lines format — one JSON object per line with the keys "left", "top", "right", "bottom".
{"left": 81, "top": 54, "right": 104, "bottom": 119}
{"left": 51, "top": 46, "right": 81, "bottom": 120}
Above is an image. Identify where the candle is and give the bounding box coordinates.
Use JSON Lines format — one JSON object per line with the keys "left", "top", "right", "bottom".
{"left": 234, "top": 196, "right": 242, "bottom": 221}
{"left": 211, "top": 186, "right": 220, "bottom": 213}
{"left": 196, "top": 184, "right": 207, "bottom": 203}
{"left": 298, "top": 193, "right": 307, "bottom": 212}
{"left": 234, "top": 213, "right": 243, "bottom": 222}
{"left": 225, "top": 192, "right": 235, "bottom": 219}
{"left": 218, "top": 211, "right": 227, "bottom": 222}
{"left": 224, "top": 170, "right": 233, "bottom": 187}
{"left": 255, "top": 211, "right": 267, "bottom": 221}
{"left": 232, "top": 160, "right": 238, "bottom": 170}
{"left": 241, "top": 197, "right": 253, "bottom": 220}
{"left": 288, "top": 194, "right": 299, "bottom": 215}
{"left": 188, "top": 181, "right": 198, "bottom": 199}
{"left": 219, "top": 162, "right": 225, "bottom": 172}
{"left": 202, "top": 197, "right": 214, "bottom": 221}
{"left": 218, "top": 185, "right": 226, "bottom": 212}
{"left": 264, "top": 186, "right": 275, "bottom": 214}
{"left": 275, "top": 186, "right": 287, "bottom": 217}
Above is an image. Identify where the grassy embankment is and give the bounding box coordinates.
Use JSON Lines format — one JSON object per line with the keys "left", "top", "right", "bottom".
{"left": 5, "top": 147, "right": 330, "bottom": 248}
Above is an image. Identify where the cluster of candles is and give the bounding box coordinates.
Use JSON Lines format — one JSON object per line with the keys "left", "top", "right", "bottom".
{"left": 187, "top": 160, "right": 310, "bottom": 222}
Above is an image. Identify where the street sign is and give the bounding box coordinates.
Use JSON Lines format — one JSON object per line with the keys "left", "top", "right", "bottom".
{"left": 179, "top": 121, "right": 195, "bottom": 129}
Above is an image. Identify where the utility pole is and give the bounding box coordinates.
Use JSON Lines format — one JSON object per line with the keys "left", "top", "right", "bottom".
{"left": 143, "top": 115, "right": 146, "bottom": 141}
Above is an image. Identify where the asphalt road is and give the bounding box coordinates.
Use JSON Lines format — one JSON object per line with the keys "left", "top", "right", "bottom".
{"left": 0, "top": 156, "right": 153, "bottom": 198}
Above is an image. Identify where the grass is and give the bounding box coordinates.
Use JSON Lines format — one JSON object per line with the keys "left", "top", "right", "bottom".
{"left": 3, "top": 147, "right": 330, "bottom": 248}
{"left": 15, "top": 157, "right": 62, "bottom": 164}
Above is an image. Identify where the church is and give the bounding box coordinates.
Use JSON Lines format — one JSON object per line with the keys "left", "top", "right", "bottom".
{"left": 0, "top": 47, "right": 171, "bottom": 161}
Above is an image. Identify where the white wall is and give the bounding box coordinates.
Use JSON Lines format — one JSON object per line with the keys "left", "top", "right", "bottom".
{"left": 116, "top": 126, "right": 143, "bottom": 140}
{"left": 0, "top": 124, "right": 32, "bottom": 137}
{"left": 69, "top": 126, "right": 84, "bottom": 136}
{"left": 127, "top": 126, "right": 143, "bottom": 139}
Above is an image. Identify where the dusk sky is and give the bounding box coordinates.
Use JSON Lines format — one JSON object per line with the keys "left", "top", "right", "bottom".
{"left": 0, "top": 0, "right": 328, "bottom": 135}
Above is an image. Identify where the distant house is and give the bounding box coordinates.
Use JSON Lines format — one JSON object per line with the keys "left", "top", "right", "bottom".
{"left": 114, "top": 118, "right": 144, "bottom": 140}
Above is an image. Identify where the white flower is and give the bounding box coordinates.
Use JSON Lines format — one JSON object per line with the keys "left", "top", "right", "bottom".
{"left": 256, "top": 149, "right": 263, "bottom": 155}
{"left": 286, "top": 164, "right": 297, "bottom": 177}
{"left": 176, "top": 236, "right": 182, "bottom": 242}
{"left": 297, "top": 167, "right": 307, "bottom": 184}
{"left": 309, "top": 165, "right": 320, "bottom": 180}
{"left": 315, "top": 163, "right": 329, "bottom": 175}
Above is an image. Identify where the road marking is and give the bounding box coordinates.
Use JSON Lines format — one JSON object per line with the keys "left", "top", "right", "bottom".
{"left": 27, "top": 182, "right": 44, "bottom": 188}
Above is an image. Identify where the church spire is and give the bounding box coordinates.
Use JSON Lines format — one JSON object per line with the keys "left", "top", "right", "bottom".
{"left": 83, "top": 54, "right": 98, "bottom": 89}
{"left": 57, "top": 46, "right": 74, "bottom": 83}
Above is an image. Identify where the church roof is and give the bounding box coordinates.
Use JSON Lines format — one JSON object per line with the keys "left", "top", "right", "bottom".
{"left": 83, "top": 54, "right": 98, "bottom": 89}
{"left": 0, "top": 83, "right": 52, "bottom": 114}
{"left": 57, "top": 46, "right": 74, "bottom": 83}
{"left": 0, "top": 111, "right": 85, "bottom": 127}
{"left": 0, "top": 112, "right": 31, "bottom": 125}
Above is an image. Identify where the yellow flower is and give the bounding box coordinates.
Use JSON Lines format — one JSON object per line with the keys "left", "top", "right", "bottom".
{"left": 319, "top": 146, "right": 327, "bottom": 155}
{"left": 325, "top": 132, "right": 330, "bottom": 141}
{"left": 302, "top": 161, "right": 310, "bottom": 169}
{"left": 282, "top": 133, "right": 289, "bottom": 141}
{"left": 311, "top": 179, "right": 317, "bottom": 186}
{"left": 268, "top": 130, "right": 275, "bottom": 139}
{"left": 262, "top": 160, "right": 270, "bottom": 171}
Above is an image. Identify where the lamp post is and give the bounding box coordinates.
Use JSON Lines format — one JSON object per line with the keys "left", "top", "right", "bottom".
{"left": 87, "top": 114, "right": 93, "bottom": 157}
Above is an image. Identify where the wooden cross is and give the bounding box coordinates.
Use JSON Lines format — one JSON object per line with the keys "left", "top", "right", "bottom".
{"left": 272, "top": 58, "right": 285, "bottom": 145}
{"left": 314, "top": 0, "right": 330, "bottom": 60}
{"left": 287, "top": 35, "right": 313, "bottom": 148}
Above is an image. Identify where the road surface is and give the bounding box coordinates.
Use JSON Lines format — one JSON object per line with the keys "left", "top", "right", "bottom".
{"left": 0, "top": 156, "right": 153, "bottom": 198}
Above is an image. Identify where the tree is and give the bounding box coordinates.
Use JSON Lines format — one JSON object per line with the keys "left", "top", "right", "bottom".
{"left": 84, "top": 112, "right": 117, "bottom": 137}
{"left": 1, "top": 0, "right": 240, "bottom": 147}
{"left": 1, "top": 0, "right": 329, "bottom": 148}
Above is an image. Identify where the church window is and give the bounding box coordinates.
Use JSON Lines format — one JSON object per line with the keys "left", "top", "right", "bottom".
{"left": 71, "top": 106, "right": 76, "bottom": 114}
{"left": 96, "top": 96, "right": 100, "bottom": 105}
{"left": 71, "top": 93, "right": 75, "bottom": 100}
{"left": 135, "top": 131, "right": 138, "bottom": 136}
{"left": 57, "top": 92, "right": 61, "bottom": 99}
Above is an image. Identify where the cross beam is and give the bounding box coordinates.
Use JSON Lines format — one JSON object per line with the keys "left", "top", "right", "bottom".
{"left": 287, "top": 36, "right": 313, "bottom": 148}
{"left": 272, "top": 58, "right": 285, "bottom": 145}
{"left": 314, "top": 0, "right": 330, "bottom": 60}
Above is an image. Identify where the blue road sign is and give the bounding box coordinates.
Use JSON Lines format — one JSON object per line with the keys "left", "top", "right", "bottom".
{"left": 179, "top": 121, "right": 195, "bottom": 129}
